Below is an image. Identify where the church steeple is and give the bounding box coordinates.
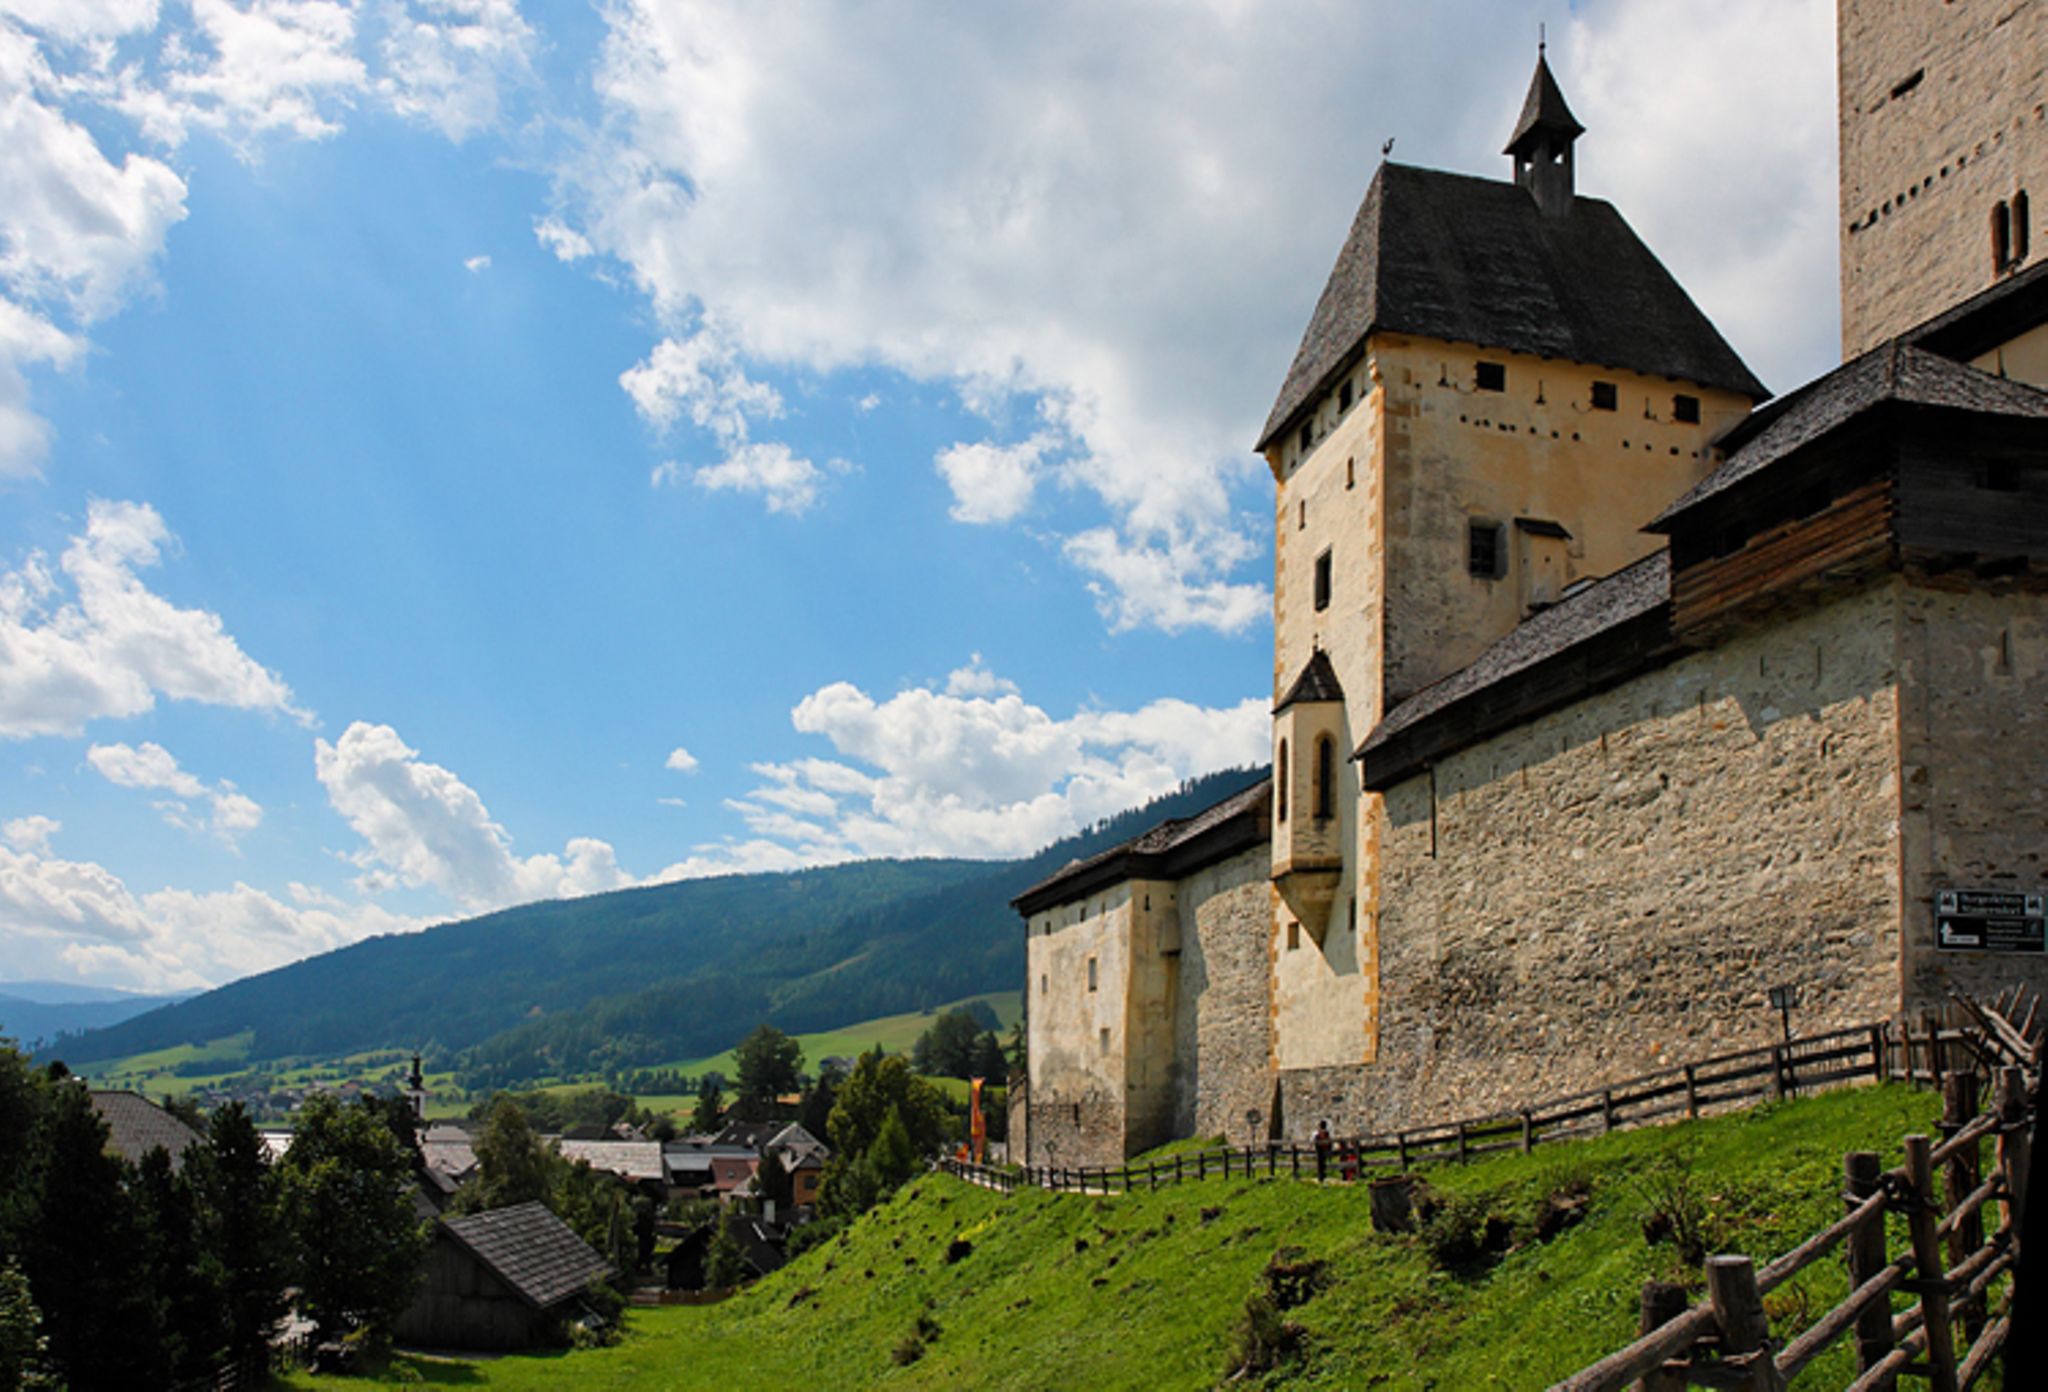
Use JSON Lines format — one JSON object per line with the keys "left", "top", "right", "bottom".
{"left": 1504, "top": 50, "right": 1583, "bottom": 218}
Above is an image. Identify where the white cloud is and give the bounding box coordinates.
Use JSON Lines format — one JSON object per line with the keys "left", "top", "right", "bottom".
{"left": 661, "top": 659, "right": 1266, "bottom": 873}
{"left": 0, "top": 829, "right": 420, "bottom": 991}
{"left": 463, "top": 253, "right": 490, "bottom": 272}
{"left": 648, "top": 460, "right": 679, "bottom": 488}
{"left": 314, "top": 720, "right": 632, "bottom": 911}
{"left": 936, "top": 434, "right": 1051, "bottom": 525}
{"left": 544, "top": 0, "right": 1837, "bottom": 631}
{"left": 0, "top": 500, "right": 308, "bottom": 738}
{"left": 0, "top": 0, "right": 159, "bottom": 44}
{"left": 620, "top": 325, "right": 782, "bottom": 443}
{"left": 3, "top": 812, "right": 58, "bottom": 852}
{"left": 376, "top": 0, "right": 534, "bottom": 144}
{"left": 534, "top": 215, "right": 592, "bottom": 262}
{"left": 689, "top": 440, "right": 826, "bottom": 515}
{"left": 87, "top": 739, "right": 265, "bottom": 843}
{"left": 663, "top": 745, "right": 698, "bottom": 774}
{"left": 115, "top": 0, "right": 370, "bottom": 148}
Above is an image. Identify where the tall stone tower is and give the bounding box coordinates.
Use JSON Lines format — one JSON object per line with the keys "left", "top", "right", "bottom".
{"left": 1838, "top": 0, "right": 2048, "bottom": 355}
{"left": 1257, "top": 55, "right": 1766, "bottom": 1112}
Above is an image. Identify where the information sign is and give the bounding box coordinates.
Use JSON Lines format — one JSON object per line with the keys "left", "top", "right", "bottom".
{"left": 1934, "top": 888, "right": 2047, "bottom": 953}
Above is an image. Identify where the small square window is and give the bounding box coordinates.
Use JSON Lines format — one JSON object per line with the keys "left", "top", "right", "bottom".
{"left": 1099, "top": 1028, "right": 1111, "bottom": 1054}
{"left": 1468, "top": 520, "right": 1504, "bottom": 578}
{"left": 1590, "top": 381, "right": 1618, "bottom": 411}
{"left": 1087, "top": 957, "right": 1098, "bottom": 992}
{"left": 1339, "top": 379, "right": 1354, "bottom": 412}
{"left": 1313, "top": 549, "right": 1332, "bottom": 611}
{"left": 1672, "top": 394, "right": 1701, "bottom": 424}
{"left": 1475, "top": 361, "right": 1506, "bottom": 392}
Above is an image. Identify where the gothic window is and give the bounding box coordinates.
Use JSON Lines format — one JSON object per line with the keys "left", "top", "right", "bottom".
{"left": 1590, "top": 380, "right": 1618, "bottom": 411}
{"left": 1468, "top": 520, "right": 1504, "bottom": 578}
{"left": 1314, "top": 735, "right": 1335, "bottom": 820}
{"left": 1276, "top": 740, "right": 1289, "bottom": 823}
{"left": 1672, "top": 394, "right": 1701, "bottom": 424}
{"left": 1313, "top": 549, "right": 1332, "bottom": 611}
{"left": 1475, "top": 361, "right": 1506, "bottom": 392}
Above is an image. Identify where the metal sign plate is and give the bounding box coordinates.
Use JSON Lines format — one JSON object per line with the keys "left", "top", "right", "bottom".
{"left": 1935, "top": 888, "right": 2047, "bottom": 953}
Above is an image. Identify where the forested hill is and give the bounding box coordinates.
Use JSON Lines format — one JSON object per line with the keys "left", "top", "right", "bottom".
{"left": 60, "top": 766, "right": 1267, "bottom": 1083}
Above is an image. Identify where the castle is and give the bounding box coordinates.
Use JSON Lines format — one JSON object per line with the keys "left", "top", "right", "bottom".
{"left": 1014, "top": 1, "right": 2048, "bottom": 1168}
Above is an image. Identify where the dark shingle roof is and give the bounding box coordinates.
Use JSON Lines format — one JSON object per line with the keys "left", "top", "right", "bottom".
{"left": 89, "top": 1090, "right": 203, "bottom": 1170}
{"left": 1257, "top": 164, "right": 1767, "bottom": 451}
{"left": 1275, "top": 650, "right": 1344, "bottom": 712}
{"left": 1653, "top": 343, "right": 2048, "bottom": 529}
{"left": 1504, "top": 55, "right": 1583, "bottom": 154}
{"left": 441, "top": 1202, "right": 611, "bottom": 1310}
{"left": 1359, "top": 550, "right": 1671, "bottom": 762}
{"left": 1013, "top": 779, "right": 1271, "bottom": 916}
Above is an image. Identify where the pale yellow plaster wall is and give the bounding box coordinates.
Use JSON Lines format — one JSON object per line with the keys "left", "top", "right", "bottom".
{"left": 1024, "top": 889, "right": 1133, "bottom": 1167}
{"left": 1839, "top": 0, "right": 2048, "bottom": 354}
{"left": 1971, "top": 320, "right": 2048, "bottom": 387}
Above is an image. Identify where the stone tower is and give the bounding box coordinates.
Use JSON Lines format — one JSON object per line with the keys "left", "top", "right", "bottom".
{"left": 1256, "top": 55, "right": 1766, "bottom": 1109}
{"left": 1838, "top": 0, "right": 2048, "bottom": 355}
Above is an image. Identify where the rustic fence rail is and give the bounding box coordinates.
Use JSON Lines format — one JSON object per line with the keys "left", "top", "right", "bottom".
{"left": 1549, "top": 985, "right": 2041, "bottom": 1391}
{"left": 942, "top": 1016, "right": 1985, "bottom": 1198}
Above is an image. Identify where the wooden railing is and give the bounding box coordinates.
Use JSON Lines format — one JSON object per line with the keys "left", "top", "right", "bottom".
{"left": 1551, "top": 986, "right": 2041, "bottom": 1391}
{"left": 943, "top": 1020, "right": 1929, "bottom": 1196}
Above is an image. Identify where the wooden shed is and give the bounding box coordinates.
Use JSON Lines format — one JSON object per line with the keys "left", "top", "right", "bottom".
{"left": 394, "top": 1202, "right": 612, "bottom": 1351}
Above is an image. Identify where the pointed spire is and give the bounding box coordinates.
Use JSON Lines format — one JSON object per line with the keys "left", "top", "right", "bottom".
{"left": 1504, "top": 52, "right": 1584, "bottom": 158}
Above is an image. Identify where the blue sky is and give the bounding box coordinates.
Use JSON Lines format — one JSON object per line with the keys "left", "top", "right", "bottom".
{"left": 0, "top": 0, "right": 1841, "bottom": 991}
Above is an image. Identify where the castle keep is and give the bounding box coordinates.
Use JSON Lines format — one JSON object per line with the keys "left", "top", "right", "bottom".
{"left": 1017, "top": 18, "right": 2048, "bottom": 1170}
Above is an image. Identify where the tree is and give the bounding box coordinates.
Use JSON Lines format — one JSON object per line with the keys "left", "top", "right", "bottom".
{"left": 691, "top": 1076, "right": 725, "bottom": 1135}
{"left": 733, "top": 1025, "right": 803, "bottom": 1120}
{"left": 278, "top": 1095, "right": 427, "bottom": 1342}
{"left": 703, "top": 1214, "right": 747, "bottom": 1290}
{"left": 135, "top": 1146, "right": 227, "bottom": 1382}
{"left": 799, "top": 1060, "right": 845, "bottom": 1140}
{"left": 460, "top": 1099, "right": 554, "bottom": 1212}
{"left": 911, "top": 1009, "right": 986, "bottom": 1079}
{"left": 817, "top": 1053, "right": 950, "bottom": 1216}
{"left": 191, "top": 1103, "right": 288, "bottom": 1367}
{"left": 971, "top": 1032, "right": 1008, "bottom": 1083}
{"left": 0, "top": 1261, "right": 54, "bottom": 1392}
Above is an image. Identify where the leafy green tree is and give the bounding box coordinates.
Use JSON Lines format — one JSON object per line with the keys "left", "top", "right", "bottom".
{"left": 818, "top": 1052, "right": 950, "bottom": 1216}
{"left": 460, "top": 1099, "right": 554, "bottom": 1211}
{"left": 911, "top": 1009, "right": 986, "bottom": 1079}
{"left": 703, "top": 1214, "right": 747, "bottom": 1290}
{"left": 691, "top": 1076, "right": 725, "bottom": 1134}
{"left": 971, "top": 1031, "right": 1008, "bottom": 1083}
{"left": 799, "top": 1061, "right": 845, "bottom": 1144}
{"left": 733, "top": 1025, "right": 804, "bottom": 1120}
{"left": 0, "top": 1260, "right": 55, "bottom": 1391}
{"left": 134, "top": 1146, "right": 227, "bottom": 1382}
{"left": 279, "top": 1095, "right": 427, "bottom": 1341}
{"left": 191, "top": 1102, "right": 289, "bottom": 1367}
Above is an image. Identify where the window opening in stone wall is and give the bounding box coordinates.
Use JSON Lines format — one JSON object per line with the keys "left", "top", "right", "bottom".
{"left": 1299, "top": 420, "right": 1314, "bottom": 453}
{"left": 1314, "top": 549, "right": 1332, "bottom": 611}
{"left": 1299, "top": 499, "right": 1307, "bottom": 529}
{"left": 1590, "top": 381, "right": 1618, "bottom": 411}
{"left": 1475, "top": 361, "right": 1505, "bottom": 392}
{"left": 1890, "top": 68, "right": 1923, "bottom": 100}
{"left": 1087, "top": 957, "right": 1098, "bottom": 992}
{"left": 2017, "top": 190, "right": 2032, "bottom": 262}
{"left": 1287, "top": 921, "right": 1300, "bottom": 951}
{"left": 1468, "top": 520, "right": 1504, "bottom": 578}
{"left": 1993, "top": 201, "right": 2013, "bottom": 272}
{"left": 1339, "top": 379, "right": 1354, "bottom": 412}
{"left": 1099, "top": 1028, "right": 1110, "bottom": 1054}
{"left": 1672, "top": 393, "right": 1700, "bottom": 424}
{"left": 1314, "top": 735, "right": 1335, "bottom": 820}
{"left": 1277, "top": 740, "right": 1289, "bottom": 822}
{"left": 1346, "top": 457, "right": 1355, "bottom": 489}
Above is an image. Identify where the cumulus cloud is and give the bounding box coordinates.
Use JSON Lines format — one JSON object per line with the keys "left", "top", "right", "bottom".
{"left": 87, "top": 739, "right": 265, "bottom": 843}
{"left": 314, "top": 720, "right": 632, "bottom": 911}
{"left": 463, "top": 253, "right": 490, "bottom": 272}
{"left": 657, "top": 658, "right": 1266, "bottom": 875}
{"left": 663, "top": 745, "right": 698, "bottom": 774}
{"left": 376, "top": 0, "right": 535, "bottom": 143}
{"left": 0, "top": 500, "right": 307, "bottom": 738}
{"left": 0, "top": 825, "right": 420, "bottom": 990}
{"left": 689, "top": 440, "right": 828, "bottom": 515}
{"left": 3, "top": 812, "right": 58, "bottom": 852}
{"left": 539, "top": 0, "right": 1836, "bottom": 631}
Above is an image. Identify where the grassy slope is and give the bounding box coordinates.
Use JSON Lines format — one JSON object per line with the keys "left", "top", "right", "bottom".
{"left": 286, "top": 1083, "right": 1970, "bottom": 1391}
{"left": 656, "top": 991, "right": 1022, "bottom": 1080}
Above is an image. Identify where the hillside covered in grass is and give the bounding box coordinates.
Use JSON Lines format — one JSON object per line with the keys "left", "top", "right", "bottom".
{"left": 63, "top": 768, "right": 1263, "bottom": 1085}
{"left": 289, "top": 1082, "right": 1955, "bottom": 1390}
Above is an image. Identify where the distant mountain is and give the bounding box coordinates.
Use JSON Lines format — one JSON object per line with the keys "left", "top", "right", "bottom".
{"left": 57, "top": 766, "right": 1267, "bottom": 1085}
{"left": 0, "top": 987, "right": 195, "bottom": 1050}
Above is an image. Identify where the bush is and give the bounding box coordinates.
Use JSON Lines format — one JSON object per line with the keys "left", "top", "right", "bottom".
{"left": 786, "top": 1216, "right": 847, "bottom": 1259}
{"left": 1418, "top": 1190, "right": 1515, "bottom": 1274}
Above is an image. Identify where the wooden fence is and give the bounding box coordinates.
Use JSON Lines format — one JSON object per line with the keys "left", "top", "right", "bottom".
{"left": 1550, "top": 986, "right": 2041, "bottom": 1391}
{"left": 943, "top": 1019, "right": 1932, "bottom": 1196}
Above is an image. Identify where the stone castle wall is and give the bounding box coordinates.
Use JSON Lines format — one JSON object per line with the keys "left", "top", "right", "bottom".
{"left": 1838, "top": 0, "right": 2048, "bottom": 354}
{"left": 1302, "top": 581, "right": 1906, "bottom": 1137}
{"left": 1169, "top": 847, "right": 1274, "bottom": 1146}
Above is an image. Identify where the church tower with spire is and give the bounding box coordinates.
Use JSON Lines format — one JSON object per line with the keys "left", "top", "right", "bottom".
{"left": 1257, "top": 53, "right": 1766, "bottom": 1118}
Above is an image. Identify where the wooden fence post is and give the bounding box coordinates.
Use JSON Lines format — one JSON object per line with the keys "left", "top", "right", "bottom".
{"left": 1770, "top": 1044, "right": 1788, "bottom": 1100}
{"left": 1520, "top": 1110, "right": 1534, "bottom": 1153}
{"left": 1902, "top": 1134, "right": 1961, "bottom": 1392}
{"left": 1705, "top": 1255, "right": 1787, "bottom": 1391}
{"left": 1635, "top": 1280, "right": 1690, "bottom": 1392}
{"left": 1940, "top": 1072, "right": 1985, "bottom": 1343}
{"left": 1397, "top": 1131, "right": 1409, "bottom": 1169}
{"left": 1869, "top": 1023, "right": 1888, "bottom": 1083}
{"left": 1997, "top": 1065, "right": 2031, "bottom": 1231}
{"left": 1684, "top": 1064, "right": 1699, "bottom": 1120}
{"left": 1843, "top": 1150, "right": 1895, "bottom": 1376}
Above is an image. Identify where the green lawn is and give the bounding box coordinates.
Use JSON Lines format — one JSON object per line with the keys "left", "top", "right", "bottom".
{"left": 282, "top": 1081, "right": 1973, "bottom": 1390}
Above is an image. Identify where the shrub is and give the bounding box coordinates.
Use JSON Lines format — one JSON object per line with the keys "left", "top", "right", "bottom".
{"left": 1419, "top": 1190, "right": 1515, "bottom": 1274}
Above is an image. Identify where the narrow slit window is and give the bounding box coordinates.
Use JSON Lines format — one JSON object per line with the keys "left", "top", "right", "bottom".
{"left": 1086, "top": 957, "right": 1098, "bottom": 992}
{"left": 1313, "top": 549, "right": 1332, "bottom": 611}
{"left": 1672, "top": 394, "right": 1701, "bottom": 424}
{"left": 1299, "top": 420, "right": 1314, "bottom": 453}
{"left": 1590, "top": 381, "right": 1618, "bottom": 411}
{"left": 1345, "top": 457, "right": 1355, "bottom": 489}
{"left": 1298, "top": 499, "right": 1307, "bottom": 529}
{"left": 1276, "top": 740, "right": 1289, "bottom": 823}
{"left": 1475, "top": 361, "right": 1506, "bottom": 392}
{"left": 1339, "top": 379, "right": 1354, "bottom": 412}
{"left": 1314, "top": 735, "right": 1335, "bottom": 820}
{"left": 2016, "top": 190, "right": 2032, "bottom": 262}
{"left": 1099, "top": 1028, "right": 1111, "bottom": 1054}
{"left": 1287, "top": 921, "right": 1300, "bottom": 951}
{"left": 1993, "top": 201, "right": 2013, "bottom": 272}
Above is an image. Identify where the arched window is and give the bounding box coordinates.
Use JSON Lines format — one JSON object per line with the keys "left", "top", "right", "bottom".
{"left": 1276, "top": 740, "right": 1289, "bottom": 824}
{"left": 2016, "top": 190, "right": 2032, "bottom": 263}
{"left": 1314, "top": 735, "right": 1335, "bottom": 820}
{"left": 1993, "top": 201, "right": 2013, "bottom": 273}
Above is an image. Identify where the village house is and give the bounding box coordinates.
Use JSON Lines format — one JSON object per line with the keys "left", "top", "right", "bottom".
{"left": 1019, "top": 8, "right": 2048, "bottom": 1167}
{"left": 394, "top": 1201, "right": 612, "bottom": 1352}
{"left": 88, "top": 1090, "right": 202, "bottom": 1170}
